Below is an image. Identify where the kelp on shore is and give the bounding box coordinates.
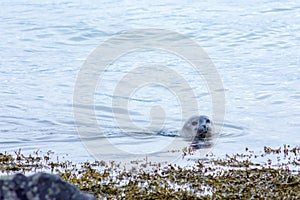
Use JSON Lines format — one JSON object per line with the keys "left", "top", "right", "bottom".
{"left": 0, "top": 145, "right": 299, "bottom": 199}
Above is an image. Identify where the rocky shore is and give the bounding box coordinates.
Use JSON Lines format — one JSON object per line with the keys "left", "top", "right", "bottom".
{"left": 0, "top": 173, "right": 96, "bottom": 200}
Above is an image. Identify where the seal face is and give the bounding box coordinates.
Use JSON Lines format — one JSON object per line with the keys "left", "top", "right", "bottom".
{"left": 181, "top": 115, "right": 214, "bottom": 141}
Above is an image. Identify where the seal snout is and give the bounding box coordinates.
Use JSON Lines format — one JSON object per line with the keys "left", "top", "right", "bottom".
{"left": 196, "top": 126, "right": 208, "bottom": 139}
{"left": 196, "top": 116, "right": 212, "bottom": 138}
{"left": 199, "top": 124, "right": 208, "bottom": 131}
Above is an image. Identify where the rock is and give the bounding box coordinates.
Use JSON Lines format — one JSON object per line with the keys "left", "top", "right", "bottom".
{"left": 0, "top": 172, "right": 97, "bottom": 200}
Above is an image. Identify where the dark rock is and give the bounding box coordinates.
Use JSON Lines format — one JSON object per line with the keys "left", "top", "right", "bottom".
{"left": 0, "top": 172, "right": 96, "bottom": 200}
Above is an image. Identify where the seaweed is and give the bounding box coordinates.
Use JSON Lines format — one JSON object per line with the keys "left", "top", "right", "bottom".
{"left": 0, "top": 145, "right": 299, "bottom": 199}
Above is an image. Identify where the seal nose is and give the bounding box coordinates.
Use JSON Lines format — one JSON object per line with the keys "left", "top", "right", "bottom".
{"left": 198, "top": 124, "right": 207, "bottom": 132}
{"left": 196, "top": 126, "right": 206, "bottom": 138}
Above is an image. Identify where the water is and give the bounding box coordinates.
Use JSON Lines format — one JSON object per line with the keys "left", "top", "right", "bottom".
{"left": 1, "top": 1, "right": 299, "bottom": 163}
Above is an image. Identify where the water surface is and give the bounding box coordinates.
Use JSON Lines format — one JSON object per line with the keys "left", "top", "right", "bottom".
{"left": 1, "top": 0, "right": 299, "bottom": 162}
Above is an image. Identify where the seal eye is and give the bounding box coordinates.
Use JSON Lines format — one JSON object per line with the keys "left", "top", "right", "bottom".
{"left": 206, "top": 119, "right": 210, "bottom": 124}
{"left": 191, "top": 121, "right": 198, "bottom": 126}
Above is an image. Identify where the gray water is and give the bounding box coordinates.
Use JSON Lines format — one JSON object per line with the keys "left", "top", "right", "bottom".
{"left": 1, "top": 0, "right": 299, "bottom": 163}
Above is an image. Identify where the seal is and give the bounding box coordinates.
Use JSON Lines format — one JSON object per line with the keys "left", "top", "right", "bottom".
{"left": 181, "top": 115, "right": 214, "bottom": 141}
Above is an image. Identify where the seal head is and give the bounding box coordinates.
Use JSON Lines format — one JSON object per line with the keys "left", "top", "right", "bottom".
{"left": 196, "top": 115, "right": 213, "bottom": 139}
{"left": 181, "top": 115, "right": 214, "bottom": 141}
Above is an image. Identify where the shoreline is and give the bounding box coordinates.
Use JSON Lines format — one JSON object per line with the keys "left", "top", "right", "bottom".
{"left": 1, "top": 145, "right": 299, "bottom": 199}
